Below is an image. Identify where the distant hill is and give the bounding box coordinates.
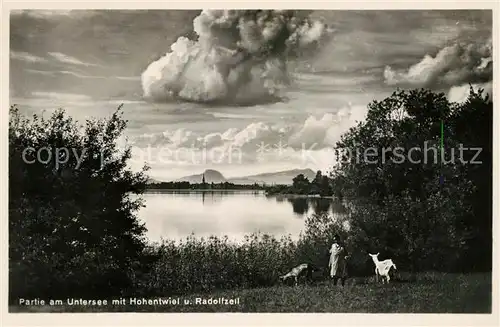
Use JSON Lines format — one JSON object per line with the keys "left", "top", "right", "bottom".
{"left": 228, "top": 168, "right": 316, "bottom": 185}
{"left": 173, "top": 168, "right": 316, "bottom": 185}
{"left": 175, "top": 169, "right": 226, "bottom": 183}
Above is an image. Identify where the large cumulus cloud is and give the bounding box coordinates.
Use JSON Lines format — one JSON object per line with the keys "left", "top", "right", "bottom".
{"left": 383, "top": 37, "right": 492, "bottom": 90}
{"left": 141, "top": 10, "right": 333, "bottom": 105}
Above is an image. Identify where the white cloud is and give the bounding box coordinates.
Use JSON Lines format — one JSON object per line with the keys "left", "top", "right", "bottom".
{"left": 133, "top": 104, "right": 367, "bottom": 152}
{"left": 11, "top": 10, "right": 74, "bottom": 17}
{"left": 25, "top": 69, "right": 55, "bottom": 76}
{"left": 384, "top": 38, "right": 492, "bottom": 88}
{"left": 447, "top": 81, "right": 492, "bottom": 104}
{"left": 10, "top": 10, "right": 95, "bottom": 19}
{"left": 129, "top": 103, "right": 368, "bottom": 178}
{"left": 10, "top": 51, "right": 48, "bottom": 63}
{"left": 31, "top": 91, "right": 92, "bottom": 101}
{"left": 115, "top": 76, "right": 141, "bottom": 81}
{"left": 48, "top": 52, "right": 100, "bottom": 67}
{"left": 289, "top": 105, "right": 367, "bottom": 149}
{"left": 209, "top": 112, "right": 268, "bottom": 119}
{"left": 25, "top": 68, "right": 139, "bottom": 81}
{"left": 26, "top": 69, "right": 95, "bottom": 79}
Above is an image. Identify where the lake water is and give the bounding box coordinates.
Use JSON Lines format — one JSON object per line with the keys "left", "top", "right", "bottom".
{"left": 137, "top": 190, "right": 347, "bottom": 243}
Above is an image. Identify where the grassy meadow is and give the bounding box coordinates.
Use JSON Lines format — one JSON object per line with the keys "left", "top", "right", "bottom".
{"left": 10, "top": 272, "right": 491, "bottom": 313}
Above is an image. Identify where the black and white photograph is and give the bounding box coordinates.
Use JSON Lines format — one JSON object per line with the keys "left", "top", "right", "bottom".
{"left": 5, "top": 5, "right": 496, "bottom": 317}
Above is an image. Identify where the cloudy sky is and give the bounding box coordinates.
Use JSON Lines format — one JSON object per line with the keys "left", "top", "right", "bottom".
{"left": 9, "top": 10, "right": 493, "bottom": 181}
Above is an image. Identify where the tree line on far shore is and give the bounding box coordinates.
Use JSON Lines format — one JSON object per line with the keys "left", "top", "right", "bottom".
{"left": 147, "top": 171, "right": 335, "bottom": 197}
{"left": 263, "top": 171, "right": 334, "bottom": 197}
{"left": 146, "top": 181, "right": 264, "bottom": 190}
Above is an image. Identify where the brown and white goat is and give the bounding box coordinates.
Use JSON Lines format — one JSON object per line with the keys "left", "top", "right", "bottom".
{"left": 280, "top": 263, "right": 316, "bottom": 286}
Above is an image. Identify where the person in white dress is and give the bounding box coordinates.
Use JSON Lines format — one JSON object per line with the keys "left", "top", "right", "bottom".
{"left": 329, "top": 234, "right": 349, "bottom": 286}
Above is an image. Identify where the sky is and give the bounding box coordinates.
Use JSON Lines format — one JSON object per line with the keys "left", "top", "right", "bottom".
{"left": 9, "top": 10, "right": 493, "bottom": 181}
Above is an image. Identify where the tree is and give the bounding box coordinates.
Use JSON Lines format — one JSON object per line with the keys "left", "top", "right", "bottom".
{"left": 309, "top": 170, "right": 322, "bottom": 195}
{"left": 330, "top": 87, "right": 492, "bottom": 273}
{"left": 313, "top": 170, "right": 322, "bottom": 183}
{"left": 292, "top": 174, "right": 310, "bottom": 195}
{"left": 447, "top": 88, "right": 492, "bottom": 271}
{"left": 319, "top": 175, "right": 333, "bottom": 197}
{"left": 9, "top": 105, "right": 150, "bottom": 301}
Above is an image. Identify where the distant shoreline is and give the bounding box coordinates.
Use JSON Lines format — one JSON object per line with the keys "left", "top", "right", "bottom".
{"left": 143, "top": 188, "right": 336, "bottom": 199}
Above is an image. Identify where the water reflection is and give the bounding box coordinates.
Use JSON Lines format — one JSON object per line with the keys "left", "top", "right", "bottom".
{"left": 139, "top": 190, "right": 348, "bottom": 243}
{"left": 309, "top": 198, "right": 332, "bottom": 215}
{"left": 145, "top": 190, "right": 346, "bottom": 217}
{"left": 287, "top": 197, "right": 309, "bottom": 215}
{"left": 271, "top": 196, "right": 346, "bottom": 217}
{"left": 330, "top": 197, "right": 348, "bottom": 214}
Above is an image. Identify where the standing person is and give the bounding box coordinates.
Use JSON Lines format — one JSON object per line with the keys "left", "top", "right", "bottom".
{"left": 329, "top": 234, "right": 349, "bottom": 286}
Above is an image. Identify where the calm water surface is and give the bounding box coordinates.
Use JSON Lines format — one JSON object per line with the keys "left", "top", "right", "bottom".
{"left": 137, "top": 190, "right": 347, "bottom": 243}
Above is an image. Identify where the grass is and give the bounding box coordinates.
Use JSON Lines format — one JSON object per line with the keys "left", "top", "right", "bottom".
{"left": 9, "top": 272, "right": 491, "bottom": 313}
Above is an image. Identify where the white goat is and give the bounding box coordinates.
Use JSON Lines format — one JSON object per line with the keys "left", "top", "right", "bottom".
{"left": 368, "top": 253, "right": 397, "bottom": 284}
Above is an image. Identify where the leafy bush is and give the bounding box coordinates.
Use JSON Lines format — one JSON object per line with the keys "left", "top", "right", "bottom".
{"left": 135, "top": 234, "right": 298, "bottom": 295}
{"left": 9, "top": 105, "right": 149, "bottom": 301}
